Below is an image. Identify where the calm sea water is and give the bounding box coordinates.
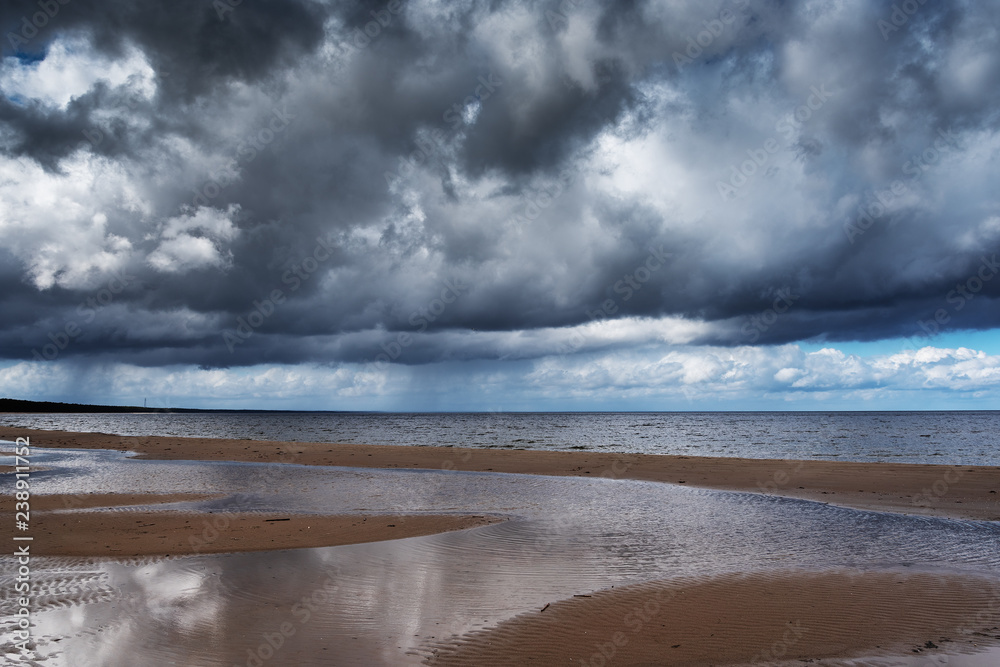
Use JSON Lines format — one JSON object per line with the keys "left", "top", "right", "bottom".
{"left": 2, "top": 411, "right": 998, "bottom": 465}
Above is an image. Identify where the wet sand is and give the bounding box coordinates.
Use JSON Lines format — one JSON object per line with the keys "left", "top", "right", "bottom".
{"left": 425, "top": 570, "right": 1000, "bottom": 666}
{"left": 4, "top": 426, "right": 998, "bottom": 520}
{"left": 0, "top": 493, "right": 501, "bottom": 557}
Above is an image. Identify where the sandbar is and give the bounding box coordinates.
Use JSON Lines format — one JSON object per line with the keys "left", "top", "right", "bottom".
{"left": 3, "top": 426, "right": 998, "bottom": 521}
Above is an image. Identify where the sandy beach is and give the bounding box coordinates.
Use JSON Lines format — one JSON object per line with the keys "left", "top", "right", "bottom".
{"left": 4, "top": 425, "right": 998, "bottom": 522}
{"left": 426, "top": 570, "right": 1000, "bottom": 666}
{"left": 0, "top": 493, "right": 501, "bottom": 557}
{"left": 3, "top": 426, "right": 1000, "bottom": 665}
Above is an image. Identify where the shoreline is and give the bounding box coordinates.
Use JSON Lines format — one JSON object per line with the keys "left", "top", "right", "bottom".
{"left": 5, "top": 427, "right": 1000, "bottom": 665}
{"left": 3, "top": 426, "right": 998, "bottom": 521}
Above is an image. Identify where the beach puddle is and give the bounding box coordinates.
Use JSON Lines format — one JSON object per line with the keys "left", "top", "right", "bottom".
{"left": 3, "top": 446, "right": 1000, "bottom": 665}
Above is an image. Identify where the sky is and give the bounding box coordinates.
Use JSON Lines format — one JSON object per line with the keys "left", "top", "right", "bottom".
{"left": 0, "top": 0, "right": 998, "bottom": 411}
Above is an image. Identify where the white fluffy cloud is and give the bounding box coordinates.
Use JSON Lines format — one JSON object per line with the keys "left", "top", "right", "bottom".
{"left": 0, "top": 154, "right": 139, "bottom": 290}
{"left": 147, "top": 205, "right": 240, "bottom": 274}
{"left": 0, "top": 37, "right": 156, "bottom": 109}
{"left": 528, "top": 344, "right": 1000, "bottom": 397}
{"left": 2, "top": 344, "right": 997, "bottom": 410}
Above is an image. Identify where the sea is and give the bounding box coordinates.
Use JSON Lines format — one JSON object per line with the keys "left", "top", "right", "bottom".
{"left": 2, "top": 410, "right": 998, "bottom": 466}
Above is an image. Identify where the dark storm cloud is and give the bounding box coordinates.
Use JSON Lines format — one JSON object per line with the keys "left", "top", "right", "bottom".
{"left": 1, "top": 0, "right": 327, "bottom": 96}
{"left": 0, "top": 0, "right": 326, "bottom": 167}
{"left": 0, "top": 80, "right": 161, "bottom": 169}
{"left": 1, "top": 0, "right": 999, "bottom": 368}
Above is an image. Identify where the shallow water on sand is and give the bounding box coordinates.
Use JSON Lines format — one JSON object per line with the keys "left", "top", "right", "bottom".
{"left": 3, "top": 446, "right": 1000, "bottom": 665}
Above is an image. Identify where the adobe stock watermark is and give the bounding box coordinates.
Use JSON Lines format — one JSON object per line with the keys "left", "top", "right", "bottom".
{"left": 549, "top": 244, "right": 672, "bottom": 359}
{"left": 31, "top": 266, "right": 136, "bottom": 362}
{"left": 756, "top": 460, "right": 805, "bottom": 494}
{"left": 372, "top": 278, "right": 469, "bottom": 368}
{"left": 741, "top": 287, "right": 800, "bottom": 343}
{"left": 910, "top": 466, "right": 967, "bottom": 510}
{"left": 190, "top": 106, "right": 295, "bottom": 210}
{"left": 672, "top": 0, "right": 751, "bottom": 71}
{"left": 222, "top": 237, "right": 335, "bottom": 353}
{"left": 80, "top": 89, "right": 147, "bottom": 150}
{"left": 441, "top": 74, "right": 504, "bottom": 131}
{"left": 504, "top": 168, "right": 575, "bottom": 231}
{"left": 545, "top": 0, "right": 581, "bottom": 31}
{"left": 748, "top": 619, "right": 806, "bottom": 663}
{"left": 577, "top": 586, "right": 677, "bottom": 667}
{"left": 238, "top": 564, "right": 342, "bottom": 667}
{"left": 878, "top": 0, "right": 929, "bottom": 41}
{"left": 900, "top": 253, "right": 998, "bottom": 350}
{"left": 586, "top": 245, "right": 673, "bottom": 321}
{"left": 717, "top": 83, "right": 834, "bottom": 201}
{"left": 6, "top": 0, "right": 72, "bottom": 53}
{"left": 383, "top": 71, "right": 503, "bottom": 187}
{"left": 345, "top": 0, "right": 404, "bottom": 49}
{"left": 528, "top": 453, "right": 641, "bottom": 557}
{"left": 213, "top": 0, "right": 243, "bottom": 21}
{"left": 844, "top": 128, "right": 959, "bottom": 244}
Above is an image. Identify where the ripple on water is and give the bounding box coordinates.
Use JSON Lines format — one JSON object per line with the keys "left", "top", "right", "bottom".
{"left": 5, "top": 410, "right": 1000, "bottom": 464}
{"left": 2, "top": 451, "right": 999, "bottom": 665}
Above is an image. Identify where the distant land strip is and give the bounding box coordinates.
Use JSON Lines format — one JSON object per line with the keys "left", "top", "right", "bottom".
{"left": 0, "top": 398, "right": 350, "bottom": 414}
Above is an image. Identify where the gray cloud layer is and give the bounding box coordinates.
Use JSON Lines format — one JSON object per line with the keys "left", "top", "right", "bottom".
{"left": 1, "top": 0, "right": 998, "bottom": 369}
